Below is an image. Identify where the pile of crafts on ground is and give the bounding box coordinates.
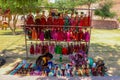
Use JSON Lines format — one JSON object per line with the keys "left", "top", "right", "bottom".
{"left": 8, "top": 54, "right": 108, "bottom": 77}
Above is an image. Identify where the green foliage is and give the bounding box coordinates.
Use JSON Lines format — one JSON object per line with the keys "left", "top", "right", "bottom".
{"left": 117, "top": 17, "right": 120, "bottom": 23}
{"left": 46, "top": 0, "right": 100, "bottom": 12}
{"left": 0, "top": 0, "right": 38, "bottom": 14}
{"left": 95, "top": 0, "right": 116, "bottom": 19}
{"left": 76, "top": 0, "right": 99, "bottom": 8}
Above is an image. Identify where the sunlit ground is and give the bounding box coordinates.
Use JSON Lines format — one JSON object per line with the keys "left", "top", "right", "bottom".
{"left": 0, "top": 28, "right": 120, "bottom": 76}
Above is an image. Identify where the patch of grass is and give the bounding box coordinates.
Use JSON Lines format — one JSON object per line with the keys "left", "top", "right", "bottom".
{"left": 0, "top": 29, "right": 25, "bottom": 52}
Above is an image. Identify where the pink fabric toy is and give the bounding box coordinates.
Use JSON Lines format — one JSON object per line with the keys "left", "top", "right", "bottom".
{"left": 84, "top": 31, "right": 90, "bottom": 42}
{"left": 67, "top": 31, "right": 71, "bottom": 41}
{"left": 49, "top": 44, "right": 55, "bottom": 54}
{"left": 39, "top": 31, "right": 44, "bottom": 41}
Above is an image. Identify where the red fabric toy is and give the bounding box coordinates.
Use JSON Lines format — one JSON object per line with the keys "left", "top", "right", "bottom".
{"left": 30, "top": 42, "right": 34, "bottom": 54}
{"left": 62, "top": 46, "right": 68, "bottom": 55}
{"left": 26, "top": 14, "right": 34, "bottom": 25}
{"left": 47, "top": 16, "right": 53, "bottom": 26}
{"left": 58, "top": 15, "right": 64, "bottom": 29}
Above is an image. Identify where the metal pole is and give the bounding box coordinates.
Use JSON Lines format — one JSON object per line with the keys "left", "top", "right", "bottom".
{"left": 87, "top": 9, "right": 93, "bottom": 56}
{"left": 24, "top": 25, "right": 28, "bottom": 58}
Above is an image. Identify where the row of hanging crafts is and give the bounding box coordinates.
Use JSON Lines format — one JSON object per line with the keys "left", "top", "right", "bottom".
{"left": 25, "top": 27, "right": 90, "bottom": 42}
{"left": 29, "top": 42, "right": 88, "bottom": 55}
{"left": 25, "top": 11, "right": 91, "bottom": 27}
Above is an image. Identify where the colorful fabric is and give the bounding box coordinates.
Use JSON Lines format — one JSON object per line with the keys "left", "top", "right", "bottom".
{"left": 49, "top": 45, "right": 55, "bottom": 54}
{"left": 84, "top": 31, "right": 90, "bottom": 42}
{"left": 62, "top": 47, "right": 68, "bottom": 55}
{"left": 47, "top": 16, "right": 53, "bottom": 25}
{"left": 26, "top": 15, "right": 34, "bottom": 25}
{"left": 30, "top": 43, "right": 34, "bottom": 54}
{"left": 39, "top": 31, "right": 44, "bottom": 41}
{"left": 35, "top": 43, "right": 39, "bottom": 54}
{"left": 32, "top": 28, "right": 37, "bottom": 40}
{"left": 55, "top": 45, "right": 62, "bottom": 54}
{"left": 35, "top": 18, "right": 41, "bottom": 25}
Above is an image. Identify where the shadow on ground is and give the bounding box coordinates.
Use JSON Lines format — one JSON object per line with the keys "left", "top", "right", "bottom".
{"left": 89, "top": 43, "right": 120, "bottom": 76}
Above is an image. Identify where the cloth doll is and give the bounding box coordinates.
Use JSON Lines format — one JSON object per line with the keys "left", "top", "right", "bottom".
{"left": 40, "top": 11, "right": 46, "bottom": 29}
{"left": 2, "top": 21, "right": 8, "bottom": 30}
{"left": 55, "top": 45, "right": 62, "bottom": 54}
{"left": 75, "top": 31, "right": 79, "bottom": 41}
{"left": 68, "top": 43, "right": 74, "bottom": 54}
{"left": 38, "top": 43, "right": 42, "bottom": 54}
{"left": 64, "top": 12, "right": 70, "bottom": 30}
{"left": 69, "top": 29, "right": 74, "bottom": 41}
{"left": 78, "top": 29, "right": 84, "bottom": 41}
{"left": 84, "top": 31, "right": 90, "bottom": 42}
{"left": 48, "top": 43, "right": 55, "bottom": 54}
{"left": 54, "top": 29, "right": 58, "bottom": 41}
{"left": 53, "top": 15, "right": 59, "bottom": 29}
{"left": 96, "top": 60, "right": 107, "bottom": 76}
{"left": 58, "top": 13, "right": 64, "bottom": 30}
{"left": 88, "top": 12, "right": 91, "bottom": 26}
{"left": 67, "top": 30, "right": 71, "bottom": 41}
{"left": 35, "top": 11, "right": 41, "bottom": 25}
{"left": 42, "top": 42, "right": 49, "bottom": 54}
{"left": 62, "top": 45, "right": 68, "bottom": 55}
{"left": 46, "top": 12, "right": 53, "bottom": 26}
{"left": 70, "top": 13, "right": 75, "bottom": 27}
{"left": 39, "top": 30, "right": 44, "bottom": 41}
{"left": 63, "top": 30, "right": 67, "bottom": 41}
{"left": 56, "top": 30, "right": 61, "bottom": 41}
{"left": 74, "top": 12, "right": 79, "bottom": 30}
{"left": 83, "top": 14, "right": 88, "bottom": 27}
{"left": 51, "top": 28, "right": 56, "bottom": 40}
{"left": 30, "top": 42, "right": 34, "bottom": 55}
{"left": 84, "top": 65, "right": 90, "bottom": 76}
{"left": 44, "top": 29, "right": 51, "bottom": 40}
{"left": 78, "top": 12, "right": 84, "bottom": 27}
{"left": 32, "top": 28, "right": 37, "bottom": 40}
{"left": 26, "top": 12, "right": 34, "bottom": 25}
{"left": 60, "top": 29, "right": 64, "bottom": 41}
{"left": 35, "top": 43, "right": 39, "bottom": 55}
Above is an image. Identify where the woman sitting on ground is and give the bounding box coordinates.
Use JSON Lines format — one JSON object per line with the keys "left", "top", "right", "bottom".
{"left": 36, "top": 52, "right": 53, "bottom": 70}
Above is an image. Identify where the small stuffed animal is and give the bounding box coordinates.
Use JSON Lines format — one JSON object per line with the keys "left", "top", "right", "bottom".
{"left": 96, "top": 60, "right": 107, "bottom": 76}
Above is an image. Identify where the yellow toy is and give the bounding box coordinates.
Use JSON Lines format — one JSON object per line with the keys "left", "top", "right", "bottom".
{"left": 2, "top": 21, "right": 8, "bottom": 30}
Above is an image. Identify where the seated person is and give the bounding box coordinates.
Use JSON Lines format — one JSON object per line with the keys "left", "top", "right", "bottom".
{"left": 36, "top": 52, "right": 53, "bottom": 70}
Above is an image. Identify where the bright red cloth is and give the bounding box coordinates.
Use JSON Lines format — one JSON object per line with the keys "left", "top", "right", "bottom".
{"left": 30, "top": 43, "right": 34, "bottom": 54}
{"left": 26, "top": 15, "right": 34, "bottom": 25}
{"left": 47, "top": 16, "right": 53, "bottom": 25}
{"left": 62, "top": 47, "right": 68, "bottom": 55}
{"left": 58, "top": 17, "right": 64, "bottom": 29}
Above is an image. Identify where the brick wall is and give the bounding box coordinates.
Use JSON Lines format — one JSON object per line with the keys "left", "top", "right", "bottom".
{"left": 92, "top": 20, "right": 119, "bottom": 29}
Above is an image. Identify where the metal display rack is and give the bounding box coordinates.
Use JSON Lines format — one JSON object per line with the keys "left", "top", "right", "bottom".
{"left": 23, "top": 7, "right": 93, "bottom": 58}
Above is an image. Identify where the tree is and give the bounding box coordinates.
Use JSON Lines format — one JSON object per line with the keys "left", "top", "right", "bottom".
{"left": 95, "top": 0, "right": 116, "bottom": 20}
{"left": 76, "top": 0, "right": 99, "bottom": 9}
{"left": 47, "top": 0, "right": 99, "bottom": 13}
{"left": 0, "top": 0, "right": 38, "bottom": 35}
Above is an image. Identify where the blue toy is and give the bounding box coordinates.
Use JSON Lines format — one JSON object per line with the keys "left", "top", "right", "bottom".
{"left": 88, "top": 57, "right": 94, "bottom": 68}
{"left": 48, "top": 61, "right": 53, "bottom": 69}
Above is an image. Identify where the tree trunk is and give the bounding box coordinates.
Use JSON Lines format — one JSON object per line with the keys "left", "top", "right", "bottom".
{"left": 12, "top": 29, "right": 16, "bottom": 35}
{"left": 7, "top": 14, "right": 19, "bottom": 35}
{"left": 8, "top": 16, "right": 13, "bottom": 32}
{"left": 12, "top": 14, "right": 19, "bottom": 35}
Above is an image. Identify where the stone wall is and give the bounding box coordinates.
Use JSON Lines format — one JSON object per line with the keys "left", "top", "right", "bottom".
{"left": 92, "top": 20, "right": 119, "bottom": 29}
